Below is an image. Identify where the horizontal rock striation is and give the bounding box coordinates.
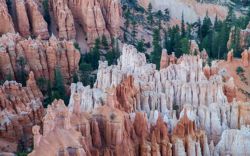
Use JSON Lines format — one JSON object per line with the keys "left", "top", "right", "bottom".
{"left": 0, "top": 33, "right": 80, "bottom": 83}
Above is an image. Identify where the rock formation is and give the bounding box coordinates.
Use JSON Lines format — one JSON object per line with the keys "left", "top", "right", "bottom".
{"left": 28, "top": 44, "right": 250, "bottom": 155}
{"left": 0, "top": 0, "right": 49, "bottom": 39}
{"left": 0, "top": 33, "right": 80, "bottom": 83}
{"left": 0, "top": 72, "right": 44, "bottom": 153}
{"left": 0, "top": 0, "right": 15, "bottom": 35}
{"left": 14, "top": 0, "right": 30, "bottom": 37}
{"left": 241, "top": 49, "right": 249, "bottom": 67}
{"left": 227, "top": 49, "right": 233, "bottom": 62}
{"left": 49, "top": 0, "right": 76, "bottom": 40}
{"left": 160, "top": 49, "right": 169, "bottom": 69}
{"left": 25, "top": 0, "right": 49, "bottom": 39}
{"left": 49, "top": 0, "right": 122, "bottom": 45}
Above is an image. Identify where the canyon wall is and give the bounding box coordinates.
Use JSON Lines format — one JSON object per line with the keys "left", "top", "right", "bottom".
{"left": 50, "top": 0, "right": 122, "bottom": 45}
{"left": 0, "top": 72, "right": 44, "bottom": 153}
{"left": 0, "top": 0, "right": 49, "bottom": 39}
{"left": 0, "top": 0, "right": 122, "bottom": 47}
{"left": 0, "top": 33, "right": 80, "bottom": 83}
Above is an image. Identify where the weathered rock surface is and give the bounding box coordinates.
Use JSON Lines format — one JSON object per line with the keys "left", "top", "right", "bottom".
{"left": 69, "top": 44, "right": 244, "bottom": 143}
{"left": 28, "top": 44, "right": 250, "bottom": 155}
{"left": 49, "top": 0, "right": 76, "bottom": 40}
{"left": 0, "top": 33, "right": 80, "bottom": 83}
{"left": 0, "top": 0, "right": 49, "bottom": 39}
{"left": 214, "top": 127, "right": 250, "bottom": 156}
{"left": 0, "top": 72, "right": 44, "bottom": 153}
{"left": 50, "top": 0, "right": 122, "bottom": 45}
{"left": 0, "top": 0, "right": 15, "bottom": 35}
{"left": 241, "top": 49, "right": 249, "bottom": 67}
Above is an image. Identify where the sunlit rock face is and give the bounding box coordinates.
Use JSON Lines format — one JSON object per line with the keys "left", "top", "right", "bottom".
{"left": 0, "top": 72, "right": 44, "bottom": 153}
{"left": 0, "top": 33, "right": 80, "bottom": 84}
{"left": 26, "top": 44, "right": 250, "bottom": 155}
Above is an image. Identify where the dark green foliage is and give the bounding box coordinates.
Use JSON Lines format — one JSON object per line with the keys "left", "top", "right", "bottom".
{"left": 230, "top": 27, "right": 242, "bottom": 57}
{"left": 74, "top": 42, "right": 81, "bottom": 51}
{"left": 52, "top": 67, "right": 68, "bottom": 104}
{"left": 84, "top": 38, "right": 101, "bottom": 70}
{"left": 181, "top": 12, "right": 186, "bottom": 37}
{"left": 150, "top": 28, "right": 162, "bottom": 69}
{"left": 16, "top": 57, "right": 28, "bottom": 86}
{"left": 42, "top": 0, "right": 51, "bottom": 27}
{"left": 201, "top": 12, "right": 212, "bottom": 40}
{"left": 36, "top": 77, "right": 48, "bottom": 92}
{"left": 136, "top": 40, "right": 146, "bottom": 53}
{"left": 73, "top": 72, "right": 79, "bottom": 83}
{"left": 105, "top": 39, "right": 120, "bottom": 65}
{"left": 236, "top": 66, "right": 245, "bottom": 74}
{"left": 101, "top": 35, "right": 109, "bottom": 50}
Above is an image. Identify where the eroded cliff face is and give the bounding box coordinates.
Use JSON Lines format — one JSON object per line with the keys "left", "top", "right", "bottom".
{"left": 0, "top": 33, "right": 80, "bottom": 83}
{"left": 0, "top": 0, "right": 49, "bottom": 39}
{"left": 50, "top": 0, "right": 122, "bottom": 45}
{"left": 28, "top": 44, "right": 250, "bottom": 155}
{"left": 0, "top": 72, "right": 44, "bottom": 153}
{"left": 0, "top": 0, "right": 121, "bottom": 47}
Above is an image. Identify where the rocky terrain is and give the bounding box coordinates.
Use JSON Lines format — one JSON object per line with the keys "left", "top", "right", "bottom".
{"left": 0, "top": 0, "right": 249, "bottom": 155}
{"left": 0, "top": 0, "right": 122, "bottom": 52}
{"left": 28, "top": 44, "right": 250, "bottom": 156}
{"left": 0, "top": 33, "right": 80, "bottom": 84}
{"left": 0, "top": 72, "right": 44, "bottom": 153}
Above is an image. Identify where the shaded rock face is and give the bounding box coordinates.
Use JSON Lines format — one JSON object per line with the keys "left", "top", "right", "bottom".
{"left": 0, "top": 72, "right": 44, "bottom": 153}
{"left": 0, "top": 33, "right": 80, "bottom": 83}
{"left": 0, "top": 0, "right": 49, "bottom": 39}
{"left": 49, "top": 0, "right": 122, "bottom": 45}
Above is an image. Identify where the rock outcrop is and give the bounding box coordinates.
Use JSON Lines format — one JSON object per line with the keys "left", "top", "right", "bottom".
{"left": 0, "top": 0, "right": 15, "bottom": 35}
{"left": 28, "top": 44, "right": 250, "bottom": 155}
{"left": 0, "top": 33, "right": 80, "bottom": 83}
{"left": 0, "top": 72, "right": 44, "bottom": 153}
{"left": 49, "top": 0, "right": 122, "bottom": 45}
{"left": 0, "top": 0, "right": 49, "bottom": 39}
{"left": 241, "top": 49, "right": 249, "bottom": 67}
{"left": 49, "top": 0, "right": 76, "bottom": 40}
